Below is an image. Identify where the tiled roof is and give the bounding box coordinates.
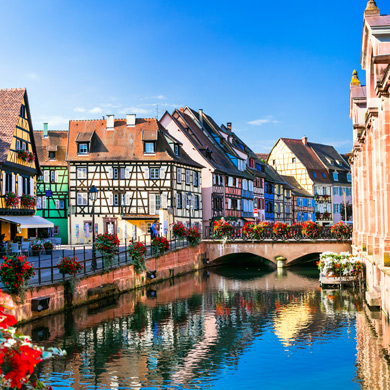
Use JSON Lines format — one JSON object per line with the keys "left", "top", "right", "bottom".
{"left": 67, "top": 117, "right": 202, "bottom": 168}
{"left": 34, "top": 130, "right": 68, "bottom": 167}
{"left": 0, "top": 88, "right": 26, "bottom": 163}
{"left": 308, "top": 142, "right": 350, "bottom": 171}
{"left": 171, "top": 110, "right": 242, "bottom": 176}
{"left": 256, "top": 153, "right": 269, "bottom": 161}
{"left": 265, "top": 165, "right": 291, "bottom": 186}
{"left": 281, "top": 175, "right": 313, "bottom": 197}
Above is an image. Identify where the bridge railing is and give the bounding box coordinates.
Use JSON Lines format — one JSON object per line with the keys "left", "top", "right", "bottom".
{"left": 203, "top": 225, "right": 352, "bottom": 242}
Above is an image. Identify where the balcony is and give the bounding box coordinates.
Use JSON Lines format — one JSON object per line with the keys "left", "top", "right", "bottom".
{"left": 314, "top": 195, "right": 331, "bottom": 203}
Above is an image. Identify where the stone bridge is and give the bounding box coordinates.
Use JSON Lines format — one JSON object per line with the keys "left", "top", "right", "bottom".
{"left": 203, "top": 240, "right": 352, "bottom": 266}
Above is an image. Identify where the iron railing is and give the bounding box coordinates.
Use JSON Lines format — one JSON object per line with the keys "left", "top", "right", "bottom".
{"left": 203, "top": 225, "right": 352, "bottom": 242}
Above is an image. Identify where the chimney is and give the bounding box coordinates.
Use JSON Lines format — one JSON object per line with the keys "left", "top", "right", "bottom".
{"left": 43, "top": 123, "right": 48, "bottom": 138}
{"left": 302, "top": 136, "right": 308, "bottom": 146}
{"left": 198, "top": 109, "right": 203, "bottom": 125}
{"left": 106, "top": 114, "right": 114, "bottom": 130}
{"left": 126, "top": 114, "right": 136, "bottom": 127}
{"left": 227, "top": 122, "right": 232, "bottom": 132}
{"left": 180, "top": 107, "right": 184, "bottom": 113}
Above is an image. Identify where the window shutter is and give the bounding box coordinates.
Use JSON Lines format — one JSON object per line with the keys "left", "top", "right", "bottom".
{"left": 149, "top": 193, "right": 156, "bottom": 215}
{"left": 177, "top": 167, "right": 181, "bottom": 183}
{"left": 183, "top": 192, "right": 187, "bottom": 209}
{"left": 55, "top": 200, "right": 60, "bottom": 209}
{"left": 42, "top": 196, "right": 47, "bottom": 209}
{"left": 175, "top": 192, "right": 178, "bottom": 209}
{"left": 108, "top": 192, "right": 113, "bottom": 206}
{"left": 36, "top": 197, "right": 41, "bottom": 209}
{"left": 160, "top": 166, "right": 167, "bottom": 179}
{"left": 161, "top": 192, "right": 168, "bottom": 209}
{"left": 125, "top": 167, "right": 130, "bottom": 179}
{"left": 2, "top": 172, "right": 5, "bottom": 195}
{"left": 228, "top": 177, "right": 233, "bottom": 187}
{"left": 11, "top": 174, "right": 15, "bottom": 193}
{"left": 30, "top": 178, "right": 34, "bottom": 196}
{"left": 228, "top": 198, "right": 232, "bottom": 209}
{"left": 108, "top": 166, "right": 113, "bottom": 179}
{"left": 55, "top": 171, "right": 59, "bottom": 183}
{"left": 44, "top": 170, "right": 49, "bottom": 183}
{"left": 237, "top": 199, "right": 241, "bottom": 210}
{"left": 186, "top": 170, "right": 190, "bottom": 184}
{"left": 18, "top": 176, "right": 23, "bottom": 196}
{"left": 144, "top": 167, "right": 150, "bottom": 180}
{"left": 125, "top": 192, "right": 131, "bottom": 206}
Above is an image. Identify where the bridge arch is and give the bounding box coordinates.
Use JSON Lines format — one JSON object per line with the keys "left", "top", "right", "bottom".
{"left": 211, "top": 252, "right": 276, "bottom": 267}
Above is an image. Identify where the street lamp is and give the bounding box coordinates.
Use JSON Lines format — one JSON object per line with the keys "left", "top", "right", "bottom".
{"left": 89, "top": 185, "right": 98, "bottom": 270}
{"left": 187, "top": 191, "right": 192, "bottom": 228}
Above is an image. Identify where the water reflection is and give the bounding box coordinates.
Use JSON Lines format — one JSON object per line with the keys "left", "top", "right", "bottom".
{"left": 18, "top": 265, "right": 390, "bottom": 389}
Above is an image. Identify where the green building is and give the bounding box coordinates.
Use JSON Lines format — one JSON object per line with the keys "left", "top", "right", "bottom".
{"left": 34, "top": 125, "right": 69, "bottom": 244}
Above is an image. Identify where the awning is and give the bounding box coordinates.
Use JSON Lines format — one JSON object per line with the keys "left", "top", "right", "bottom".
{"left": 0, "top": 216, "right": 54, "bottom": 228}
{"left": 242, "top": 217, "right": 256, "bottom": 222}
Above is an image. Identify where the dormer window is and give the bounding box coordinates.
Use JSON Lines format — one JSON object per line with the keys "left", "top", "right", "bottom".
{"left": 78, "top": 143, "right": 89, "bottom": 155}
{"left": 333, "top": 172, "right": 339, "bottom": 181}
{"left": 174, "top": 144, "right": 180, "bottom": 156}
{"left": 322, "top": 172, "right": 326, "bottom": 179}
{"left": 313, "top": 172, "right": 317, "bottom": 179}
{"left": 48, "top": 151, "right": 56, "bottom": 160}
{"left": 144, "top": 142, "right": 155, "bottom": 154}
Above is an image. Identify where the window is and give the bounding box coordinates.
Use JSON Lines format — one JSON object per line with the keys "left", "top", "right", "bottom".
{"left": 20, "top": 105, "right": 25, "bottom": 118}
{"left": 15, "top": 140, "right": 21, "bottom": 150}
{"left": 48, "top": 151, "right": 56, "bottom": 160}
{"left": 120, "top": 168, "right": 125, "bottom": 179}
{"left": 177, "top": 168, "right": 182, "bottom": 184}
{"left": 194, "top": 172, "right": 199, "bottom": 187}
{"left": 333, "top": 172, "right": 339, "bottom": 181}
{"left": 292, "top": 158, "right": 296, "bottom": 163}
{"left": 38, "top": 175, "right": 43, "bottom": 182}
{"left": 272, "top": 160, "right": 275, "bottom": 165}
{"left": 322, "top": 172, "right": 326, "bottom": 179}
{"left": 22, "top": 142, "right": 28, "bottom": 150}
{"left": 77, "top": 167, "right": 87, "bottom": 179}
{"left": 51, "top": 171, "right": 56, "bottom": 182}
{"left": 177, "top": 192, "right": 182, "bottom": 209}
{"left": 150, "top": 168, "right": 160, "bottom": 180}
{"left": 113, "top": 168, "right": 119, "bottom": 180}
{"left": 174, "top": 144, "right": 180, "bottom": 156}
{"left": 77, "top": 192, "right": 88, "bottom": 205}
{"left": 59, "top": 200, "right": 65, "bottom": 209}
{"left": 54, "top": 226, "right": 60, "bottom": 235}
{"left": 347, "top": 173, "right": 351, "bottom": 182}
{"left": 78, "top": 143, "right": 89, "bottom": 154}
{"left": 156, "top": 194, "right": 161, "bottom": 211}
{"left": 195, "top": 195, "right": 199, "bottom": 210}
{"left": 185, "top": 170, "right": 190, "bottom": 185}
{"left": 114, "top": 194, "right": 119, "bottom": 206}
{"left": 313, "top": 172, "right": 317, "bottom": 179}
{"left": 36, "top": 197, "right": 42, "bottom": 209}
{"left": 144, "top": 142, "right": 155, "bottom": 154}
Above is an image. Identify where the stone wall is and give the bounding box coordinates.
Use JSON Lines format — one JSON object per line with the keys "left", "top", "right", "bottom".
{"left": 10, "top": 243, "right": 207, "bottom": 324}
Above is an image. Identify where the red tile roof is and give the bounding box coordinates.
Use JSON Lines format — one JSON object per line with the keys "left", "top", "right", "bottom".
{"left": 0, "top": 88, "right": 26, "bottom": 163}
{"left": 34, "top": 131, "right": 68, "bottom": 166}
{"left": 67, "top": 117, "right": 202, "bottom": 167}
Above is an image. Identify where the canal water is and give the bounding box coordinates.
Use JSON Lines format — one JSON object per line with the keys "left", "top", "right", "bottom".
{"left": 20, "top": 257, "right": 390, "bottom": 390}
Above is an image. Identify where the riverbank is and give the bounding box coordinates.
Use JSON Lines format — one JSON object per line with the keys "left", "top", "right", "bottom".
{"left": 10, "top": 243, "right": 207, "bottom": 324}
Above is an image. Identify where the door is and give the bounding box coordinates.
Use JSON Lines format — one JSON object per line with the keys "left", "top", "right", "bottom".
{"left": 10, "top": 224, "right": 17, "bottom": 240}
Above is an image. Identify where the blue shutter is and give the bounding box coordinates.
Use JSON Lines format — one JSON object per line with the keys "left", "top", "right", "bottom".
{"left": 304, "top": 213, "right": 308, "bottom": 221}
{"left": 297, "top": 198, "right": 300, "bottom": 207}
{"left": 311, "top": 199, "right": 315, "bottom": 208}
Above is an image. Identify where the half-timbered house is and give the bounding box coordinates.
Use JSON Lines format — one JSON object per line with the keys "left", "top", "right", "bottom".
{"left": 66, "top": 115, "right": 202, "bottom": 244}
{"left": 0, "top": 88, "right": 52, "bottom": 241}
{"left": 34, "top": 125, "right": 69, "bottom": 244}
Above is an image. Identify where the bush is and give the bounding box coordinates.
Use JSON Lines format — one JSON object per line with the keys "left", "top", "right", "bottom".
{"left": 301, "top": 221, "right": 321, "bottom": 239}
{"left": 331, "top": 221, "right": 350, "bottom": 236}
{"left": 187, "top": 226, "right": 201, "bottom": 247}
{"left": 57, "top": 256, "right": 83, "bottom": 276}
{"left": 152, "top": 237, "right": 169, "bottom": 256}
{"left": 272, "top": 222, "right": 289, "bottom": 236}
{"left": 172, "top": 222, "right": 188, "bottom": 239}
{"left": 213, "top": 219, "right": 234, "bottom": 238}
{"left": 128, "top": 241, "right": 147, "bottom": 273}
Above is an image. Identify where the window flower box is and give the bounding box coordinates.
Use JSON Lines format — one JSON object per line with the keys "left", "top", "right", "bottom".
{"left": 20, "top": 194, "right": 35, "bottom": 209}
{"left": 17, "top": 149, "right": 35, "bottom": 162}
{"left": 4, "top": 192, "right": 19, "bottom": 208}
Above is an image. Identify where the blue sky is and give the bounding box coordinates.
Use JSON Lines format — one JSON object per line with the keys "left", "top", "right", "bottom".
{"left": 0, "top": 0, "right": 374, "bottom": 153}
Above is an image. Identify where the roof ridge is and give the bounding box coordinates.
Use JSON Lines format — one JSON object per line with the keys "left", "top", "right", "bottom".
{"left": 0, "top": 88, "right": 26, "bottom": 92}
{"left": 69, "top": 117, "right": 156, "bottom": 122}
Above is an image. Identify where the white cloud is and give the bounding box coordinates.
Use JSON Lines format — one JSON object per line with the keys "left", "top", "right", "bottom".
{"left": 247, "top": 116, "right": 280, "bottom": 126}
{"left": 35, "top": 115, "right": 69, "bottom": 129}
{"left": 26, "top": 73, "right": 38, "bottom": 80}
{"left": 73, "top": 107, "right": 86, "bottom": 112}
{"left": 154, "top": 95, "right": 167, "bottom": 100}
{"left": 119, "top": 107, "right": 150, "bottom": 115}
{"left": 89, "top": 107, "right": 103, "bottom": 114}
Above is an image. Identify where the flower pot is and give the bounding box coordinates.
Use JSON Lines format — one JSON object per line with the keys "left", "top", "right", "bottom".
{"left": 32, "top": 250, "right": 41, "bottom": 256}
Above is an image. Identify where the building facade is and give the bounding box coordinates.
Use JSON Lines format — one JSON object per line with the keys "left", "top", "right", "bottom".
{"left": 349, "top": 0, "right": 390, "bottom": 316}
{"left": 67, "top": 115, "right": 202, "bottom": 245}
{"left": 0, "top": 88, "right": 52, "bottom": 241}
{"left": 34, "top": 126, "right": 69, "bottom": 244}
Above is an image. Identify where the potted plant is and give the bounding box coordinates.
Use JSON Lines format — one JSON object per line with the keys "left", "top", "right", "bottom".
{"left": 43, "top": 240, "right": 54, "bottom": 254}
{"left": 0, "top": 255, "right": 35, "bottom": 301}
{"left": 151, "top": 236, "right": 169, "bottom": 256}
{"left": 17, "top": 149, "right": 35, "bottom": 162}
{"left": 323, "top": 211, "right": 331, "bottom": 220}
{"left": 272, "top": 222, "right": 290, "bottom": 237}
{"left": 57, "top": 256, "right": 83, "bottom": 300}
{"left": 213, "top": 219, "right": 234, "bottom": 243}
{"left": 187, "top": 226, "right": 201, "bottom": 247}
{"left": 20, "top": 193, "right": 35, "bottom": 209}
{"left": 31, "top": 240, "right": 43, "bottom": 256}
{"left": 301, "top": 221, "right": 321, "bottom": 239}
{"left": 331, "top": 221, "right": 350, "bottom": 239}
{"left": 94, "top": 233, "right": 120, "bottom": 268}
{"left": 171, "top": 222, "right": 188, "bottom": 240}
{"left": 4, "top": 192, "right": 19, "bottom": 208}
{"left": 127, "top": 240, "right": 147, "bottom": 273}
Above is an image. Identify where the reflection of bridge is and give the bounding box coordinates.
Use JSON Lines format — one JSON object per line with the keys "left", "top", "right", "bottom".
{"left": 204, "top": 240, "right": 351, "bottom": 265}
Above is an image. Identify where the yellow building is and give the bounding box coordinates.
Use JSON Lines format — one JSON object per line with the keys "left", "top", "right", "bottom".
{"left": 0, "top": 88, "right": 53, "bottom": 241}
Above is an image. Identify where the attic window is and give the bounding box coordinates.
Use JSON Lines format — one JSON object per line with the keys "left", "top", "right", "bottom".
{"left": 48, "top": 151, "right": 56, "bottom": 160}
{"left": 174, "top": 144, "right": 180, "bottom": 156}
{"left": 333, "top": 172, "right": 339, "bottom": 181}
{"left": 292, "top": 158, "right": 296, "bottom": 163}
{"left": 78, "top": 143, "right": 89, "bottom": 155}
{"left": 144, "top": 142, "right": 155, "bottom": 154}
{"left": 20, "top": 105, "right": 25, "bottom": 118}
{"left": 313, "top": 172, "right": 317, "bottom": 179}
{"left": 322, "top": 172, "right": 326, "bottom": 179}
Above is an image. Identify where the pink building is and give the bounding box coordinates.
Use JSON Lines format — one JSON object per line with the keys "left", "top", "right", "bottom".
{"left": 349, "top": 0, "right": 390, "bottom": 315}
